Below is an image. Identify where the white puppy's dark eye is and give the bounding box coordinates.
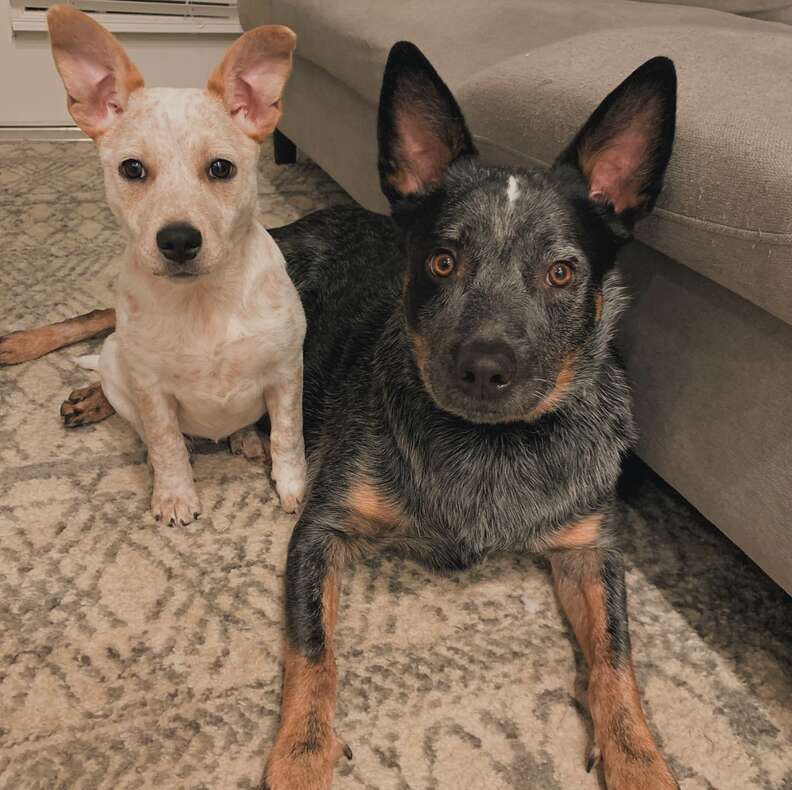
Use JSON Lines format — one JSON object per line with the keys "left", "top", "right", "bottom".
{"left": 208, "top": 159, "right": 235, "bottom": 180}
{"left": 119, "top": 159, "right": 146, "bottom": 180}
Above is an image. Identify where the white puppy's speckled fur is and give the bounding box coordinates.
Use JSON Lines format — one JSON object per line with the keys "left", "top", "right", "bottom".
{"left": 48, "top": 7, "right": 305, "bottom": 522}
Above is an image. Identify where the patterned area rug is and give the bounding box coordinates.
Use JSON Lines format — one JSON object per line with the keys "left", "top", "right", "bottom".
{"left": 1, "top": 142, "right": 790, "bottom": 790}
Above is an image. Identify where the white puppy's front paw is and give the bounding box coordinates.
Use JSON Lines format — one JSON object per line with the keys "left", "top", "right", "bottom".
{"left": 151, "top": 482, "right": 202, "bottom": 526}
{"left": 272, "top": 461, "right": 306, "bottom": 514}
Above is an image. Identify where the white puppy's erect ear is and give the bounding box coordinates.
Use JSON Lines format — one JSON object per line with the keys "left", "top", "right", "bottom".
{"left": 207, "top": 26, "right": 296, "bottom": 142}
{"left": 47, "top": 5, "right": 144, "bottom": 140}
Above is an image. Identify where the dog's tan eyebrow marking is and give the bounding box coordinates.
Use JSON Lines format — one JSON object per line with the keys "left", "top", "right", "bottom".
{"left": 506, "top": 175, "right": 521, "bottom": 205}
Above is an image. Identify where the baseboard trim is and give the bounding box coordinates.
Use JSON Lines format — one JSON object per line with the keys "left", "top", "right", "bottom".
{"left": 0, "top": 126, "right": 89, "bottom": 142}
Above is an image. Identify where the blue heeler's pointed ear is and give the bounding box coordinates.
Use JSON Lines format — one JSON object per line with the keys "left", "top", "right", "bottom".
{"left": 377, "top": 41, "right": 477, "bottom": 205}
{"left": 554, "top": 56, "right": 677, "bottom": 226}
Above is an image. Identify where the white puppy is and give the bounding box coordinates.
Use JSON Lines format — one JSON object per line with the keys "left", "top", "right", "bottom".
{"left": 48, "top": 6, "right": 306, "bottom": 523}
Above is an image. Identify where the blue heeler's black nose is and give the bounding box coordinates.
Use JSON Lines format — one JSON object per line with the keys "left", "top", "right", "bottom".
{"left": 156, "top": 223, "right": 202, "bottom": 263}
{"left": 456, "top": 341, "right": 516, "bottom": 401}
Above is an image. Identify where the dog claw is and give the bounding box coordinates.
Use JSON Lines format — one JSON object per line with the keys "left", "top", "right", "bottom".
{"left": 151, "top": 488, "right": 201, "bottom": 527}
{"left": 343, "top": 743, "right": 353, "bottom": 761}
{"left": 586, "top": 744, "right": 601, "bottom": 773}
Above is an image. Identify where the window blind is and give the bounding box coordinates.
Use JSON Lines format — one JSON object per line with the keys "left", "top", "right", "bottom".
{"left": 10, "top": 0, "right": 241, "bottom": 34}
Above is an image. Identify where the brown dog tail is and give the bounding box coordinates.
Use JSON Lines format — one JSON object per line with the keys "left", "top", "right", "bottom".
{"left": 0, "top": 308, "right": 115, "bottom": 366}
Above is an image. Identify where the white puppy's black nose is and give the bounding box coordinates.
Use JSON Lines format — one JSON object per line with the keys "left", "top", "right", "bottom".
{"left": 156, "top": 223, "right": 202, "bottom": 263}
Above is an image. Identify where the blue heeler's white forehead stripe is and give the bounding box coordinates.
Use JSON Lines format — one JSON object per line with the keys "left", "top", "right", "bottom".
{"left": 506, "top": 175, "right": 521, "bottom": 205}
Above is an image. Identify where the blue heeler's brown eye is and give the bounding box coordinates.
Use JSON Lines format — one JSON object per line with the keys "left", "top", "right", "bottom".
{"left": 428, "top": 250, "right": 456, "bottom": 278}
{"left": 119, "top": 159, "right": 146, "bottom": 180}
{"left": 208, "top": 159, "right": 235, "bottom": 180}
{"left": 547, "top": 261, "right": 574, "bottom": 287}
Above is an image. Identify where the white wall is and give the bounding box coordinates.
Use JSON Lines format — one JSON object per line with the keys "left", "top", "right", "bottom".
{"left": 0, "top": 0, "right": 239, "bottom": 126}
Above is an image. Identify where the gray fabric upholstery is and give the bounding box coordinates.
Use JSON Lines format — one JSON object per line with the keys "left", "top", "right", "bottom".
{"left": 619, "top": 243, "right": 792, "bottom": 593}
{"left": 745, "top": 6, "right": 792, "bottom": 20}
{"left": 277, "top": 56, "right": 380, "bottom": 216}
{"left": 634, "top": 0, "right": 792, "bottom": 16}
{"left": 242, "top": 0, "right": 787, "bottom": 105}
{"left": 239, "top": 0, "right": 792, "bottom": 593}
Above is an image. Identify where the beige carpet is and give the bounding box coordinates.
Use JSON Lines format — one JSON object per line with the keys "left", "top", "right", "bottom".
{"left": 1, "top": 141, "right": 790, "bottom": 790}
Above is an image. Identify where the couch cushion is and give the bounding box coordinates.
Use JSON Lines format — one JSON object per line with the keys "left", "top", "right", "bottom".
{"left": 745, "top": 6, "right": 792, "bottom": 20}
{"left": 241, "top": 0, "right": 783, "bottom": 105}
{"left": 632, "top": 0, "right": 791, "bottom": 14}
{"left": 634, "top": 0, "right": 792, "bottom": 24}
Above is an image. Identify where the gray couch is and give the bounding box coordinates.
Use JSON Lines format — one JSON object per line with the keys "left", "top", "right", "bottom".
{"left": 239, "top": 0, "right": 792, "bottom": 595}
